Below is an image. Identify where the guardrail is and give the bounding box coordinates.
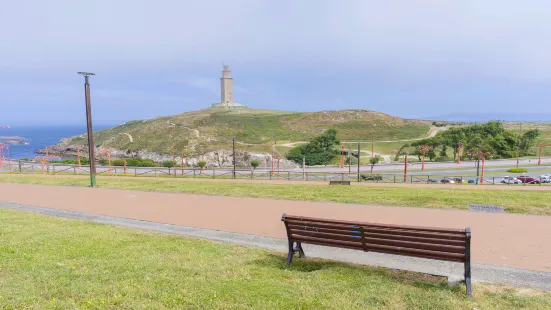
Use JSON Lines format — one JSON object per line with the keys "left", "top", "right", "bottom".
{"left": 1, "top": 160, "right": 550, "bottom": 186}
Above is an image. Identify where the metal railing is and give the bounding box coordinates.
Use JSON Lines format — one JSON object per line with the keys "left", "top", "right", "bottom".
{"left": 1, "top": 160, "right": 550, "bottom": 186}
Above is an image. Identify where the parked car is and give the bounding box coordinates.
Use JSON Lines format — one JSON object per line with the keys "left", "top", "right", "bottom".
{"left": 467, "top": 179, "right": 477, "bottom": 184}
{"left": 440, "top": 179, "right": 455, "bottom": 184}
{"left": 517, "top": 175, "right": 541, "bottom": 184}
{"left": 541, "top": 175, "right": 551, "bottom": 183}
{"left": 501, "top": 176, "right": 521, "bottom": 184}
{"left": 428, "top": 178, "right": 439, "bottom": 183}
{"left": 452, "top": 177, "right": 463, "bottom": 183}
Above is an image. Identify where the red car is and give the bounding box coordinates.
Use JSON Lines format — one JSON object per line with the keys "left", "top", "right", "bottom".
{"left": 517, "top": 176, "right": 541, "bottom": 184}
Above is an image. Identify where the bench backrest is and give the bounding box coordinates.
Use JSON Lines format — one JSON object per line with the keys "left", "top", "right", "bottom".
{"left": 282, "top": 214, "right": 469, "bottom": 263}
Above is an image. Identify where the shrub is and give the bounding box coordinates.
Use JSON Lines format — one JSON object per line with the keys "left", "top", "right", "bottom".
{"left": 434, "top": 156, "right": 452, "bottom": 162}
{"left": 197, "top": 160, "right": 207, "bottom": 169}
{"left": 250, "top": 160, "right": 260, "bottom": 169}
{"left": 161, "top": 160, "right": 175, "bottom": 168}
{"left": 507, "top": 168, "right": 527, "bottom": 173}
{"left": 361, "top": 174, "right": 383, "bottom": 181}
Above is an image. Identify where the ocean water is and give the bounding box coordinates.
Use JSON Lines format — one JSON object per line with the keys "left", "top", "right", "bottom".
{"left": 1, "top": 125, "right": 113, "bottom": 160}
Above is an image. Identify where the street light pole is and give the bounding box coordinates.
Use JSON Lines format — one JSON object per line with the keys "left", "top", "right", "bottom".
{"left": 475, "top": 146, "right": 481, "bottom": 185}
{"left": 232, "top": 138, "right": 236, "bottom": 179}
{"left": 357, "top": 142, "right": 361, "bottom": 182}
{"left": 516, "top": 122, "right": 523, "bottom": 169}
{"left": 77, "top": 72, "right": 97, "bottom": 187}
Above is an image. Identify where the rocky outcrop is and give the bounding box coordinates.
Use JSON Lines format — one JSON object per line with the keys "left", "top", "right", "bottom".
{"left": 38, "top": 141, "right": 298, "bottom": 169}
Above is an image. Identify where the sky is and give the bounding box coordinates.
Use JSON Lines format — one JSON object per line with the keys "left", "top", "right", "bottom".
{"left": 1, "top": 0, "right": 551, "bottom": 125}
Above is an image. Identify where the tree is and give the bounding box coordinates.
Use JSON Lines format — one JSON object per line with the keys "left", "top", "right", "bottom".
{"left": 439, "top": 145, "right": 447, "bottom": 157}
{"left": 286, "top": 129, "right": 340, "bottom": 165}
{"left": 197, "top": 160, "right": 207, "bottom": 174}
{"left": 250, "top": 160, "right": 260, "bottom": 170}
{"left": 369, "top": 156, "right": 381, "bottom": 173}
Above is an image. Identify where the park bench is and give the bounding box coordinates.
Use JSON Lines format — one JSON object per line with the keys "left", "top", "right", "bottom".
{"left": 281, "top": 214, "right": 472, "bottom": 296}
{"left": 329, "top": 180, "right": 351, "bottom": 185}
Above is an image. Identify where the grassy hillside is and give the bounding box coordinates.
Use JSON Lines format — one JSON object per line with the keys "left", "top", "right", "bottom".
{"left": 67, "top": 108, "right": 430, "bottom": 155}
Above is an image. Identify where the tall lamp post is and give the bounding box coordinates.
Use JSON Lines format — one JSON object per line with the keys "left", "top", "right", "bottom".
{"left": 77, "top": 72, "right": 97, "bottom": 187}
{"left": 516, "top": 122, "right": 523, "bottom": 169}
{"left": 475, "top": 146, "right": 481, "bottom": 185}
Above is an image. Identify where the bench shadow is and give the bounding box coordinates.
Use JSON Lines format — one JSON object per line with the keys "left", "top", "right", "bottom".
{"left": 249, "top": 253, "right": 463, "bottom": 294}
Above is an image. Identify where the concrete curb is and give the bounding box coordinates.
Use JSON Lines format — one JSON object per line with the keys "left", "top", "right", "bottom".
{"left": 1, "top": 202, "right": 550, "bottom": 291}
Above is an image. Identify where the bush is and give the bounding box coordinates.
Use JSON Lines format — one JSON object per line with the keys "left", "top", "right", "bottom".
{"left": 507, "top": 168, "right": 527, "bottom": 173}
{"left": 250, "top": 160, "right": 260, "bottom": 169}
{"left": 286, "top": 129, "right": 340, "bottom": 165}
{"left": 161, "top": 160, "right": 175, "bottom": 168}
{"left": 361, "top": 174, "right": 383, "bottom": 181}
{"left": 197, "top": 160, "right": 207, "bottom": 169}
{"left": 434, "top": 156, "right": 452, "bottom": 162}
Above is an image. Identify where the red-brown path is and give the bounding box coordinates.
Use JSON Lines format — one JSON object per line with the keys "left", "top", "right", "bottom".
{"left": 1, "top": 182, "right": 550, "bottom": 272}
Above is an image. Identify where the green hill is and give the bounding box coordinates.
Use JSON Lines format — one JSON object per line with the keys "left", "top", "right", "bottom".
{"left": 65, "top": 108, "right": 430, "bottom": 155}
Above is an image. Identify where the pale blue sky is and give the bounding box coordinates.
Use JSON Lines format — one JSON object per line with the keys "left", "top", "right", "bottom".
{"left": 1, "top": 0, "right": 551, "bottom": 125}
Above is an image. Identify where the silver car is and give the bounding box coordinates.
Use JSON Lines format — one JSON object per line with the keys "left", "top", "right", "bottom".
{"left": 501, "top": 176, "right": 521, "bottom": 184}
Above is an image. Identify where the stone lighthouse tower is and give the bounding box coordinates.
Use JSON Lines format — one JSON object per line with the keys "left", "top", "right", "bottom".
{"left": 212, "top": 65, "right": 245, "bottom": 108}
{"left": 220, "top": 65, "right": 233, "bottom": 106}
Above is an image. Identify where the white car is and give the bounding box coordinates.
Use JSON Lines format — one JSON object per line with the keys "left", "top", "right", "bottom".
{"left": 501, "top": 176, "right": 521, "bottom": 184}
{"left": 541, "top": 175, "right": 551, "bottom": 183}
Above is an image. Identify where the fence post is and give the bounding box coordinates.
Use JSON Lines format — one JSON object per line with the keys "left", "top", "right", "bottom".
{"left": 410, "top": 175, "right": 413, "bottom": 183}
{"left": 427, "top": 175, "right": 430, "bottom": 183}
{"left": 341, "top": 173, "right": 344, "bottom": 181}
{"left": 287, "top": 171, "right": 290, "bottom": 180}
{"left": 193, "top": 169, "right": 196, "bottom": 178}
{"left": 393, "top": 174, "right": 396, "bottom": 183}
{"left": 212, "top": 167, "right": 215, "bottom": 179}
{"left": 134, "top": 168, "right": 137, "bottom": 176}
{"left": 52, "top": 164, "right": 56, "bottom": 174}
{"left": 251, "top": 169, "right": 254, "bottom": 180}
{"left": 306, "top": 172, "right": 308, "bottom": 182}
{"left": 18, "top": 160, "right": 22, "bottom": 172}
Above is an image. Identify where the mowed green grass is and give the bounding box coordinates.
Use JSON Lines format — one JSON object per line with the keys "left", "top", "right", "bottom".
{"left": 1, "top": 175, "right": 551, "bottom": 215}
{"left": 1, "top": 209, "right": 550, "bottom": 309}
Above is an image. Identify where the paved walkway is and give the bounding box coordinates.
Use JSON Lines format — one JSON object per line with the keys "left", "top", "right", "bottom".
{"left": 0, "top": 183, "right": 550, "bottom": 273}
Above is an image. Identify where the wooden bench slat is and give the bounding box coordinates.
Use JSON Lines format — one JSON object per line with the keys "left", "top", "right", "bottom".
{"left": 364, "top": 243, "right": 465, "bottom": 262}
{"left": 364, "top": 237, "right": 465, "bottom": 254}
{"left": 286, "top": 220, "right": 361, "bottom": 231}
{"left": 291, "top": 235, "right": 364, "bottom": 249}
{"left": 364, "top": 225, "right": 466, "bottom": 236}
{"left": 284, "top": 216, "right": 361, "bottom": 226}
{"left": 363, "top": 248, "right": 466, "bottom": 263}
{"left": 364, "top": 227, "right": 465, "bottom": 240}
{"left": 290, "top": 230, "right": 363, "bottom": 242}
{"left": 288, "top": 225, "right": 362, "bottom": 236}
{"left": 364, "top": 232, "right": 466, "bottom": 247}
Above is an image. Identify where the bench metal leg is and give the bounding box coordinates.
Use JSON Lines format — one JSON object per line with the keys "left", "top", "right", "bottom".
{"left": 464, "top": 228, "right": 472, "bottom": 297}
{"left": 287, "top": 240, "right": 294, "bottom": 264}
{"left": 295, "top": 242, "right": 306, "bottom": 258}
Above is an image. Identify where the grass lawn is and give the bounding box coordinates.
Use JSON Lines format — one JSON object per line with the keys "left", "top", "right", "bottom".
{"left": 1, "top": 208, "right": 550, "bottom": 309}
{"left": 1, "top": 175, "right": 551, "bottom": 215}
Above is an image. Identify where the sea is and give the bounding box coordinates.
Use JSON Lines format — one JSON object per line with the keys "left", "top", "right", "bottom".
{"left": 1, "top": 125, "right": 115, "bottom": 160}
